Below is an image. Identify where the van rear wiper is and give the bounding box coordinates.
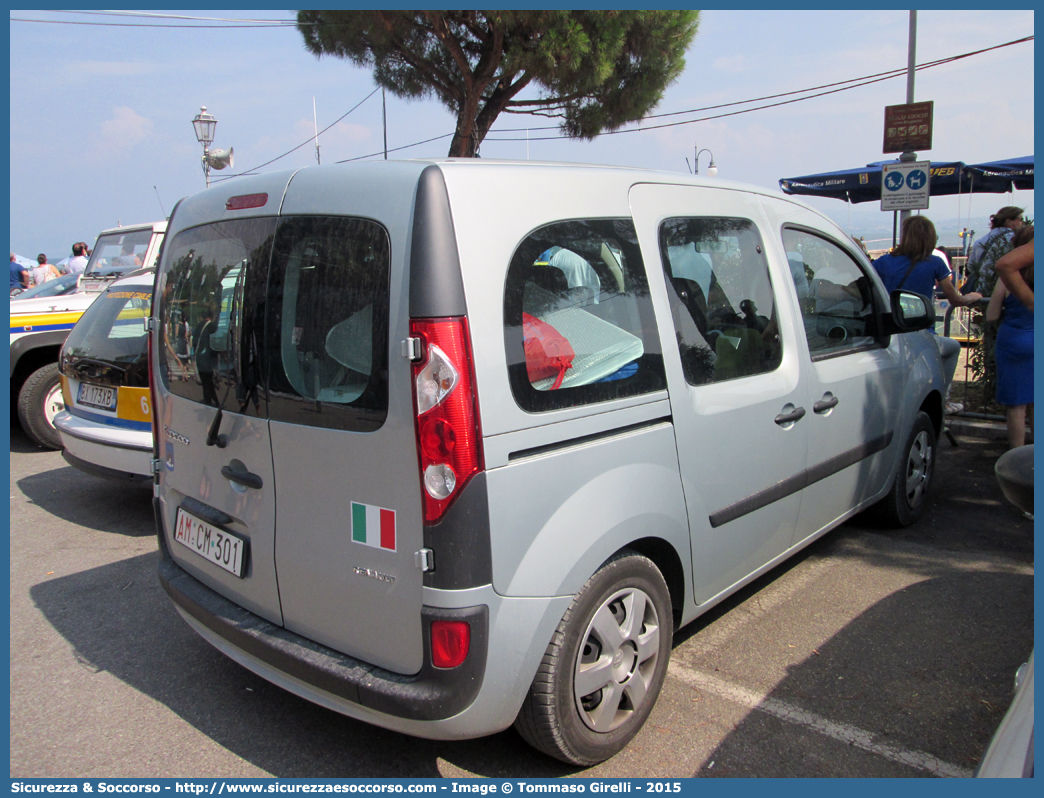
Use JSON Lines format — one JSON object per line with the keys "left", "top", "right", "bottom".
{"left": 206, "top": 380, "right": 235, "bottom": 448}
{"left": 206, "top": 405, "right": 227, "bottom": 448}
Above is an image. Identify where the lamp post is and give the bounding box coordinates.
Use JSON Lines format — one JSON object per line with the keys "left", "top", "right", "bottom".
{"left": 191, "top": 106, "right": 234, "bottom": 188}
{"left": 694, "top": 146, "right": 717, "bottom": 177}
{"left": 192, "top": 107, "right": 217, "bottom": 187}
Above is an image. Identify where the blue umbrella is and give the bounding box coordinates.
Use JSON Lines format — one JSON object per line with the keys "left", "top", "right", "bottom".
{"left": 779, "top": 159, "right": 1020, "bottom": 204}
{"left": 965, "top": 155, "right": 1033, "bottom": 191}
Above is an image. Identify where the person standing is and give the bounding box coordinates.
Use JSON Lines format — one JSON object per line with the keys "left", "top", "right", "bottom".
{"left": 987, "top": 235, "right": 1034, "bottom": 449}
{"left": 964, "top": 206, "right": 1024, "bottom": 293}
{"left": 30, "top": 254, "right": 60, "bottom": 286}
{"left": 67, "top": 242, "right": 89, "bottom": 275}
{"left": 10, "top": 253, "right": 29, "bottom": 293}
{"left": 193, "top": 303, "right": 219, "bottom": 406}
{"left": 872, "top": 215, "right": 982, "bottom": 414}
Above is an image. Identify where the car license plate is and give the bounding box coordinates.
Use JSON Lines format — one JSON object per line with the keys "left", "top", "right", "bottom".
{"left": 173, "top": 508, "right": 247, "bottom": 578}
{"left": 77, "top": 382, "right": 117, "bottom": 411}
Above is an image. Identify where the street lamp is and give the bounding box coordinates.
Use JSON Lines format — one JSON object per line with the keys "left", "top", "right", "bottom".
{"left": 191, "top": 106, "right": 234, "bottom": 188}
{"left": 694, "top": 146, "right": 717, "bottom": 177}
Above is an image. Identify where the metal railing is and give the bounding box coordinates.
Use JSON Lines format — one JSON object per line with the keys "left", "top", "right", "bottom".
{"left": 942, "top": 300, "right": 1004, "bottom": 420}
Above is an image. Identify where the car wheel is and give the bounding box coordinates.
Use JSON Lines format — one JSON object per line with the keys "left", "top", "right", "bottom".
{"left": 17, "top": 363, "right": 64, "bottom": 450}
{"left": 878, "top": 410, "right": 936, "bottom": 527}
{"left": 514, "top": 550, "right": 672, "bottom": 766}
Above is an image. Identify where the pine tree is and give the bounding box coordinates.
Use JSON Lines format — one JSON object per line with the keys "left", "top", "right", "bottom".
{"left": 297, "top": 10, "right": 700, "bottom": 157}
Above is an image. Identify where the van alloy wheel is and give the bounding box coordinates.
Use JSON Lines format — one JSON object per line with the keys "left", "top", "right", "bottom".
{"left": 904, "top": 428, "right": 933, "bottom": 509}
{"left": 873, "top": 410, "right": 936, "bottom": 527}
{"left": 514, "top": 550, "right": 672, "bottom": 766}
{"left": 574, "top": 586, "right": 662, "bottom": 733}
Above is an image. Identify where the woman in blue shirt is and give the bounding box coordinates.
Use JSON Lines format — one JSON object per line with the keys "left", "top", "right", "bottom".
{"left": 872, "top": 216, "right": 981, "bottom": 413}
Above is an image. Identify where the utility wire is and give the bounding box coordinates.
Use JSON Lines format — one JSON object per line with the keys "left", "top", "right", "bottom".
{"left": 493, "top": 35, "right": 1034, "bottom": 134}
{"left": 335, "top": 134, "right": 456, "bottom": 164}
{"left": 230, "top": 33, "right": 1037, "bottom": 172}
{"left": 211, "top": 88, "right": 381, "bottom": 183}
{"left": 69, "top": 11, "right": 297, "bottom": 24}
{"left": 19, "top": 13, "right": 1023, "bottom": 174}
{"left": 10, "top": 18, "right": 301, "bottom": 28}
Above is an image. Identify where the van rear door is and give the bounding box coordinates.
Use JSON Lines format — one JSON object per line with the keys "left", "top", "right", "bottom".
{"left": 265, "top": 166, "right": 427, "bottom": 675}
{"left": 155, "top": 216, "right": 282, "bottom": 625}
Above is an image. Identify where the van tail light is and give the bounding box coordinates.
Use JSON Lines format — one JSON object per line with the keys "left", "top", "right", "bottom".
{"left": 430, "top": 620, "right": 471, "bottom": 669}
{"left": 410, "top": 317, "right": 483, "bottom": 525}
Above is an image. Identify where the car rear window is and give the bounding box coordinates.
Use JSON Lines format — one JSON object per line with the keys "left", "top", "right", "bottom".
{"left": 503, "top": 218, "right": 666, "bottom": 412}
{"left": 61, "top": 284, "right": 153, "bottom": 387}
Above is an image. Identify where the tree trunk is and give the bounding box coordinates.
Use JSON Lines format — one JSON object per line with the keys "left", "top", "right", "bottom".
{"left": 448, "top": 126, "right": 479, "bottom": 157}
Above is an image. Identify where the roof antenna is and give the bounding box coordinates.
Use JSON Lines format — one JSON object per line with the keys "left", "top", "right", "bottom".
{"left": 685, "top": 157, "right": 692, "bottom": 174}
{"left": 313, "top": 97, "right": 321, "bottom": 165}
{"left": 153, "top": 186, "right": 167, "bottom": 218}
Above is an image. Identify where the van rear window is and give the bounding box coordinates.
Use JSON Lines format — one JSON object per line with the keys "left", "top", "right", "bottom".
{"left": 157, "top": 215, "right": 390, "bottom": 432}
{"left": 504, "top": 219, "right": 665, "bottom": 412}
{"left": 158, "top": 217, "right": 276, "bottom": 415}
{"left": 263, "top": 216, "right": 390, "bottom": 432}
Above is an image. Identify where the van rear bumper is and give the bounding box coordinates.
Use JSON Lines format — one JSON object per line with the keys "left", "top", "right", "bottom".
{"left": 158, "top": 555, "right": 488, "bottom": 722}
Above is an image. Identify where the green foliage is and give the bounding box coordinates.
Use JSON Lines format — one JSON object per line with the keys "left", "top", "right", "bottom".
{"left": 296, "top": 10, "right": 700, "bottom": 156}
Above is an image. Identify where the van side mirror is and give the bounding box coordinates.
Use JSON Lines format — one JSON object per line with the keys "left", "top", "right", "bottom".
{"left": 882, "top": 289, "right": 935, "bottom": 335}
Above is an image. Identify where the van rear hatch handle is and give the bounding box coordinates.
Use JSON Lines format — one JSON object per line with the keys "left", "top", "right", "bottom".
{"left": 220, "top": 465, "right": 263, "bottom": 490}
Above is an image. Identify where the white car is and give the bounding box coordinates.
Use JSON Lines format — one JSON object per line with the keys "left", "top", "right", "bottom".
{"left": 54, "top": 270, "right": 155, "bottom": 481}
{"left": 9, "top": 221, "right": 164, "bottom": 449}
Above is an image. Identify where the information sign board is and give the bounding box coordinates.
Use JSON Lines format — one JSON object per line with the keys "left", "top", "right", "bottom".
{"left": 881, "top": 160, "right": 931, "bottom": 211}
{"left": 883, "top": 101, "right": 934, "bottom": 153}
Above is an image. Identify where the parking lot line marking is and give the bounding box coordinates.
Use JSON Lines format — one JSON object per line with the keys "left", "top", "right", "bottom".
{"left": 668, "top": 663, "right": 973, "bottom": 778}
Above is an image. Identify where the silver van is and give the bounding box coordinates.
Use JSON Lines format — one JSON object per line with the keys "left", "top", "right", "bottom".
{"left": 149, "top": 160, "right": 944, "bottom": 765}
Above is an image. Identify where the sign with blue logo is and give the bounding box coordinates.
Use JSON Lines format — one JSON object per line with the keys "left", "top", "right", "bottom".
{"left": 884, "top": 171, "right": 905, "bottom": 191}
{"left": 881, "top": 160, "right": 931, "bottom": 210}
{"left": 906, "top": 169, "right": 927, "bottom": 190}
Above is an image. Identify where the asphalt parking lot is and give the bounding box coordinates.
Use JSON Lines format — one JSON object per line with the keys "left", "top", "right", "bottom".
{"left": 9, "top": 421, "right": 1033, "bottom": 778}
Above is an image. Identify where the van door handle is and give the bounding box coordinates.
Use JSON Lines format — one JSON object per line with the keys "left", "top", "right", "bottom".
{"left": 774, "top": 406, "right": 806, "bottom": 426}
{"left": 221, "top": 465, "right": 263, "bottom": 490}
{"left": 814, "top": 394, "right": 839, "bottom": 413}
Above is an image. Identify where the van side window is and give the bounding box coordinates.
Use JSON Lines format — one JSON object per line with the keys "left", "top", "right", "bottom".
{"left": 659, "top": 217, "right": 782, "bottom": 385}
{"left": 158, "top": 218, "right": 276, "bottom": 415}
{"left": 504, "top": 219, "right": 666, "bottom": 412}
{"left": 780, "top": 228, "right": 879, "bottom": 357}
{"left": 264, "top": 216, "right": 391, "bottom": 433}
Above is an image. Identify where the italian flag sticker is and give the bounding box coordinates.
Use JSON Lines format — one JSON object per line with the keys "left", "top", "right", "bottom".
{"left": 351, "top": 502, "right": 396, "bottom": 551}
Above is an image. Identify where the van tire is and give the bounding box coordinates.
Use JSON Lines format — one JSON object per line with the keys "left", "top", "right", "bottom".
{"left": 877, "top": 410, "right": 935, "bottom": 527}
{"left": 17, "top": 363, "right": 64, "bottom": 450}
{"left": 514, "top": 550, "right": 672, "bottom": 765}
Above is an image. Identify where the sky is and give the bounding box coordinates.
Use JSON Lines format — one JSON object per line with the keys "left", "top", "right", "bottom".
{"left": 8, "top": 9, "right": 1035, "bottom": 259}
